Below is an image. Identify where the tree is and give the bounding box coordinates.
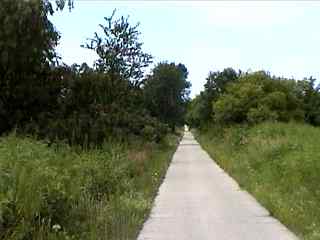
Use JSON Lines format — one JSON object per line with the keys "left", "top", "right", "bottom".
{"left": 144, "top": 62, "right": 191, "bottom": 131}
{"left": 297, "top": 77, "right": 320, "bottom": 126}
{"left": 32, "top": 12, "right": 167, "bottom": 145}
{"left": 186, "top": 94, "right": 206, "bottom": 128}
{"left": 186, "top": 68, "right": 239, "bottom": 128}
{"left": 83, "top": 10, "right": 152, "bottom": 85}
{"left": 213, "top": 71, "right": 304, "bottom": 124}
{"left": 0, "top": 0, "right": 61, "bottom": 134}
{"left": 205, "top": 68, "right": 239, "bottom": 97}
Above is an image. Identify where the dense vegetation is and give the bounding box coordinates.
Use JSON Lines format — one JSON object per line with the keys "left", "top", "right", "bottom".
{"left": 187, "top": 69, "right": 320, "bottom": 128}
{"left": 187, "top": 67, "right": 320, "bottom": 239}
{"left": 0, "top": 0, "right": 191, "bottom": 145}
{"left": 0, "top": 133, "right": 180, "bottom": 239}
{"left": 0, "top": 0, "right": 190, "bottom": 239}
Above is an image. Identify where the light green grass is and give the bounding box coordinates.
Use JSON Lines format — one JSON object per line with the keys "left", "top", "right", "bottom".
{"left": 0, "top": 133, "right": 180, "bottom": 240}
{"left": 196, "top": 122, "right": 320, "bottom": 240}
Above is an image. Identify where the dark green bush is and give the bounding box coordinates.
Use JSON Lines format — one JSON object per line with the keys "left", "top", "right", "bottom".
{"left": 0, "top": 0, "right": 61, "bottom": 135}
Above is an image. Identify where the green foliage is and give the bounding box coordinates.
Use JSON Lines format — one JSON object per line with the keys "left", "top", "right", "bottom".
{"left": 186, "top": 68, "right": 239, "bottom": 128}
{"left": 0, "top": 6, "right": 171, "bottom": 146}
{"left": 205, "top": 68, "right": 239, "bottom": 98}
{"left": 144, "top": 62, "right": 191, "bottom": 131}
{"left": 0, "top": 0, "right": 61, "bottom": 134}
{"left": 48, "top": 12, "right": 168, "bottom": 145}
{"left": 213, "top": 71, "right": 305, "bottom": 124}
{"left": 23, "top": 66, "right": 169, "bottom": 146}
{"left": 0, "top": 133, "right": 180, "bottom": 240}
{"left": 185, "top": 95, "right": 204, "bottom": 128}
{"left": 297, "top": 77, "right": 320, "bottom": 126}
{"left": 83, "top": 10, "right": 152, "bottom": 83}
{"left": 188, "top": 69, "right": 320, "bottom": 128}
{"left": 196, "top": 122, "right": 320, "bottom": 239}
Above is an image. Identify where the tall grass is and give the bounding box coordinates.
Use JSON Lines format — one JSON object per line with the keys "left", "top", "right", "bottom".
{"left": 0, "top": 133, "right": 180, "bottom": 239}
{"left": 196, "top": 122, "right": 320, "bottom": 240}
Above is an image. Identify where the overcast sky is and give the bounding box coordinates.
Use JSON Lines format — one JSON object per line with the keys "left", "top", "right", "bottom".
{"left": 51, "top": 1, "right": 320, "bottom": 97}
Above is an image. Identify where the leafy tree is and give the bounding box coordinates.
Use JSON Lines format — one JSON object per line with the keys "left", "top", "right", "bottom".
{"left": 30, "top": 12, "right": 167, "bottom": 145}
{"left": 144, "top": 62, "right": 191, "bottom": 131}
{"left": 186, "top": 94, "right": 206, "bottom": 128}
{"left": 186, "top": 68, "right": 238, "bottom": 128}
{"left": 297, "top": 77, "right": 320, "bottom": 126}
{"left": 83, "top": 10, "right": 152, "bottom": 85}
{"left": 202, "top": 68, "right": 239, "bottom": 122}
{"left": 213, "top": 71, "right": 304, "bottom": 124}
{"left": 0, "top": 0, "right": 61, "bottom": 134}
{"left": 0, "top": 0, "right": 173, "bottom": 146}
{"left": 205, "top": 68, "right": 239, "bottom": 97}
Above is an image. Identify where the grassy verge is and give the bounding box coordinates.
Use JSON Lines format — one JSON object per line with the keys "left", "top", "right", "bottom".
{"left": 195, "top": 122, "right": 320, "bottom": 240}
{"left": 0, "top": 133, "right": 181, "bottom": 240}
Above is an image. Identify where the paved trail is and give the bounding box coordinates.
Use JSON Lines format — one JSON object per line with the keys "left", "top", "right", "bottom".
{"left": 138, "top": 131, "right": 298, "bottom": 240}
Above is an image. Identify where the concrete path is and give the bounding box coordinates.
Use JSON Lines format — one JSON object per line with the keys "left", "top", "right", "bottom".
{"left": 138, "top": 131, "right": 298, "bottom": 240}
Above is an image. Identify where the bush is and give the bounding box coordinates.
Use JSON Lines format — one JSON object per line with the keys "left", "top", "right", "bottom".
{"left": 247, "top": 105, "right": 278, "bottom": 124}
{"left": 20, "top": 69, "right": 169, "bottom": 146}
{"left": 213, "top": 71, "right": 305, "bottom": 124}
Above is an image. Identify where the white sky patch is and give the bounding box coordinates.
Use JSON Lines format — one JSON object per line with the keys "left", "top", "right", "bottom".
{"left": 207, "top": 7, "right": 297, "bottom": 27}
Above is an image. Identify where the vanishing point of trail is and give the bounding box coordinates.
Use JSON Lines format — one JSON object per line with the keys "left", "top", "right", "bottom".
{"left": 138, "top": 131, "right": 298, "bottom": 240}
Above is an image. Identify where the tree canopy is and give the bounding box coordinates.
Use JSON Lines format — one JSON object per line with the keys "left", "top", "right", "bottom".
{"left": 0, "top": 3, "right": 191, "bottom": 146}
{"left": 83, "top": 10, "right": 152, "bottom": 84}
{"left": 186, "top": 68, "right": 239, "bottom": 127}
{"left": 187, "top": 69, "right": 320, "bottom": 128}
{"left": 144, "top": 62, "right": 191, "bottom": 131}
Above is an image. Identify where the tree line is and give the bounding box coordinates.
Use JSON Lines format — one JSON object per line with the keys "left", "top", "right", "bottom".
{"left": 187, "top": 68, "right": 320, "bottom": 128}
{"left": 0, "top": 0, "right": 191, "bottom": 146}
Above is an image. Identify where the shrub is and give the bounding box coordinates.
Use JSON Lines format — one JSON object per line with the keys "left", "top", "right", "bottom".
{"left": 213, "top": 71, "right": 305, "bottom": 124}
{"left": 247, "top": 105, "right": 278, "bottom": 124}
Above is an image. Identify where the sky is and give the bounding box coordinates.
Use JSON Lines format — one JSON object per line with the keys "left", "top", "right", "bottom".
{"left": 51, "top": 1, "right": 320, "bottom": 97}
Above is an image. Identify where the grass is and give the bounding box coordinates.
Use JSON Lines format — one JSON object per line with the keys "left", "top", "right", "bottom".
{"left": 195, "top": 122, "right": 320, "bottom": 240}
{"left": 0, "top": 133, "right": 181, "bottom": 240}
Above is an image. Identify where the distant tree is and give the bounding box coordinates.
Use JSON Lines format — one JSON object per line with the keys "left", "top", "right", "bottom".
{"left": 83, "top": 10, "right": 153, "bottom": 85}
{"left": 205, "top": 68, "right": 239, "bottom": 97}
{"left": 213, "top": 71, "right": 304, "bottom": 124}
{"left": 144, "top": 62, "right": 191, "bottom": 131}
{"left": 186, "top": 94, "right": 206, "bottom": 128}
{"left": 186, "top": 68, "right": 239, "bottom": 127}
{"left": 297, "top": 77, "right": 320, "bottom": 126}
